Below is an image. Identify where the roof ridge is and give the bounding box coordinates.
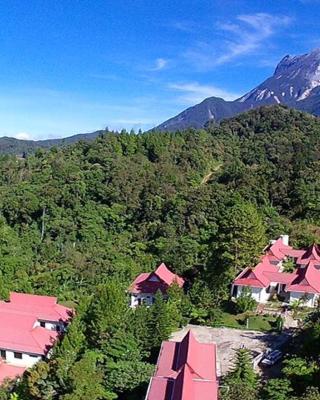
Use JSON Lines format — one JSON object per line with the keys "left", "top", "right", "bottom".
{"left": 304, "top": 262, "right": 320, "bottom": 292}
{"left": 31, "top": 326, "right": 55, "bottom": 352}
{"left": 185, "top": 362, "right": 204, "bottom": 380}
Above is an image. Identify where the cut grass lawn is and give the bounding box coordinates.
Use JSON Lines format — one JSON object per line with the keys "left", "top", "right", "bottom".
{"left": 214, "top": 311, "right": 277, "bottom": 332}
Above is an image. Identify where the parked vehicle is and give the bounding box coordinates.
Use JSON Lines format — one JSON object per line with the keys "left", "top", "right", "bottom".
{"left": 261, "top": 349, "right": 283, "bottom": 366}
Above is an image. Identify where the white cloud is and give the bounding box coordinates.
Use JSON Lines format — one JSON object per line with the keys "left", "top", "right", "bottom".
{"left": 13, "top": 132, "right": 32, "bottom": 140}
{"left": 169, "top": 82, "right": 240, "bottom": 104}
{"left": 217, "top": 13, "right": 291, "bottom": 64}
{"left": 150, "top": 58, "right": 168, "bottom": 71}
{"left": 184, "top": 13, "right": 292, "bottom": 69}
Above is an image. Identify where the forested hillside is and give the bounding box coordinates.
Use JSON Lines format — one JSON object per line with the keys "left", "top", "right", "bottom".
{"left": 0, "top": 105, "right": 319, "bottom": 399}
{"left": 0, "top": 130, "right": 102, "bottom": 155}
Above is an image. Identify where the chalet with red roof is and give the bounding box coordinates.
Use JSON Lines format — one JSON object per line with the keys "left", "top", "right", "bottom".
{"left": 129, "top": 263, "right": 185, "bottom": 307}
{"left": 0, "top": 292, "right": 72, "bottom": 383}
{"left": 145, "top": 330, "right": 218, "bottom": 400}
{"left": 232, "top": 235, "right": 320, "bottom": 307}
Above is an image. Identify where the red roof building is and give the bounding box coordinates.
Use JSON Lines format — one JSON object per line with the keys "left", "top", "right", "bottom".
{"left": 0, "top": 361, "right": 26, "bottom": 384}
{"left": 232, "top": 236, "right": 320, "bottom": 307}
{"left": 0, "top": 292, "right": 71, "bottom": 324}
{"left": 145, "top": 330, "right": 218, "bottom": 400}
{"left": 0, "top": 292, "right": 72, "bottom": 383}
{"left": 129, "top": 263, "right": 185, "bottom": 307}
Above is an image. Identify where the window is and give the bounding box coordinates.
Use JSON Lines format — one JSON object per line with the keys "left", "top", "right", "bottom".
{"left": 40, "top": 321, "right": 46, "bottom": 328}
{"left": 14, "top": 352, "right": 22, "bottom": 359}
{"left": 29, "top": 354, "right": 38, "bottom": 358}
{"left": 0, "top": 350, "right": 6, "bottom": 359}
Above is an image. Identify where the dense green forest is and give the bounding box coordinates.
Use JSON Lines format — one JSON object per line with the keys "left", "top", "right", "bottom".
{"left": 0, "top": 105, "right": 320, "bottom": 399}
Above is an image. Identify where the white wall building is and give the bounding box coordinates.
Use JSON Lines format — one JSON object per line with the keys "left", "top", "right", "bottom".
{"left": 128, "top": 263, "right": 185, "bottom": 308}
{"left": 0, "top": 292, "right": 72, "bottom": 383}
{"left": 232, "top": 236, "right": 320, "bottom": 308}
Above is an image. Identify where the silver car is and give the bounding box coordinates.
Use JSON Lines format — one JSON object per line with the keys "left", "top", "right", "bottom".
{"left": 261, "top": 349, "right": 283, "bottom": 366}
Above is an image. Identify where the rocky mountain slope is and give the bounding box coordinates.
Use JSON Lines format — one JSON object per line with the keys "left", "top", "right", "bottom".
{"left": 155, "top": 48, "right": 320, "bottom": 131}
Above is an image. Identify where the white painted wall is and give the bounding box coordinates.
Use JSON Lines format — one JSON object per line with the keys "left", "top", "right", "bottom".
{"left": 130, "top": 293, "right": 155, "bottom": 308}
{"left": 259, "top": 287, "right": 271, "bottom": 303}
{"left": 0, "top": 349, "right": 42, "bottom": 368}
{"left": 235, "top": 285, "right": 270, "bottom": 303}
{"left": 34, "top": 320, "right": 64, "bottom": 331}
{"left": 289, "top": 291, "right": 318, "bottom": 307}
{"left": 280, "top": 234, "right": 289, "bottom": 246}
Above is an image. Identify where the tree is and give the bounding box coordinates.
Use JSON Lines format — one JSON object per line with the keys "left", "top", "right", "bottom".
{"left": 263, "top": 378, "right": 293, "bottom": 400}
{"left": 106, "top": 361, "right": 154, "bottom": 394}
{"left": 220, "top": 382, "right": 258, "bottom": 400}
{"left": 290, "top": 299, "right": 303, "bottom": 319}
{"left": 235, "top": 287, "right": 257, "bottom": 313}
{"left": 0, "top": 217, "right": 33, "bottom": 298}
{"left": 276, "top": 315, "right": 284, "bottom": 332}
{"left": 102, "top": 325, "right": 154, "bottom": 395}
{"left": 217, "top": 199, "right": 266, "bottom": 274}
{"left": 209, "top": 199, "right": 266, "bottom": 297}
{"left": 188, "top": 280, "right": 221, "bottom": 324}
{"left": 221, "top": 348, "right": 258, "bottom": 400}
{"left": 17, "top": 361, "right": 55, "bottom": 400}
{"left": 304, "top": 387, "right": 320, "bottom": 400}
{"left": 282, "top": 357, "right": 319, "bottom": 391}
{"left": 61, "top": 351, "right": 115, "bottom": 400}
{"left": 148, "top": 291, "right": 173, "bottom": 351}
{"left": 282, "top": 258, "right": 296, "bottom": 273}
{"left": 52, "top": 312, "right": 87, "bottom": 391}
{"left": 87, "top": 280, "right": 128, "bottom": 349}
{"left": 125, "top": 305, "right": 152, "bottom": 358}
{"left": 227, "top": 348, "right": 258, "bottom": 387}
{"left": 166, "top": 282, "right": 191, "bottom": 328}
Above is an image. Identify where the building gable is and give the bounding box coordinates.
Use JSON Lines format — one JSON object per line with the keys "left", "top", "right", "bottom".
{"left": 147, "top": 274, "right": 161, "bottom": 283}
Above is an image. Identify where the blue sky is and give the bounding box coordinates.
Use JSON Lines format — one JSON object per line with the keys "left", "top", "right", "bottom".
{"left": 0, "top": 0, "right": 320, "bottom": 139}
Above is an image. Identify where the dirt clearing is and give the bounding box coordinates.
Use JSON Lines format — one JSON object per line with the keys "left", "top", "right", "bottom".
{"left": 171, "top": 324, "right": 291, "bottom": 376}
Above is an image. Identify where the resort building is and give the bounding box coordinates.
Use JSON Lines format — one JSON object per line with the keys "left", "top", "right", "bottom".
{"left": 145, "top": 330, "right": 218, "bottom": 400}
{"left": 129, "top": 263, "right": 184, "bottom": 307}
{"left": 232, "top": 235, "right": 320, "bottom": 307}
{"left": 0, "top": 292, "right": 72, "bottom": 383}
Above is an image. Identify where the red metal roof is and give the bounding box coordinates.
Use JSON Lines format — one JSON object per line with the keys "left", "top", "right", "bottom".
{"left": 234, "top": 256, "right": 280, "bottom": 288}
{"left": 233, "top": 237, "right": 320, "bottom": 295}
{"left": 0, "top": 361, "right": 26, "bottom": 384}
{"left": 0, "top": 292, "right": 71, "bottom": 356}
{"left": 0, "top": 310, "right": 59, "bottom": 354}
{"left": 129, "top": 263, "right": 184, "bottom": 294}
{"left": 287, "top": 261, "right": 320, "bottom": 293}
{"left": 0, "top": 293, "right": 72, "bottom": 323}
{"left": 233, "top": 268, "right": 266, "bottom": 288}
{"left": 0, "top": 292, "right": 72, "bottom": 384}
{"left": 263, "top": 271, "right": 295, "bottom": 284}
{"left": 296, "top": 244, "right": 320, "bottom": 265}
{"left": 146, "top": 330, "right": 218, "bottom": 400}
{"left": 285, "top": 249, "right": 305, "bottom": 258}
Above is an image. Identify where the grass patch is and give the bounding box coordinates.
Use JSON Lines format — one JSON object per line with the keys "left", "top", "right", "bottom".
{"left": 247, "top": 315, "right": 276, "bottom": 331}
{"left": 214, "top": 310, "right": 277, "bottom": 332}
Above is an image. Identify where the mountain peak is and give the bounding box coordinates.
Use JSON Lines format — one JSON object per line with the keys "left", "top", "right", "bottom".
{"left": 274, "top": 48, "right": 320, "bottom": 75}
{"left": 274, "top": 54, "right": 294, "bottom": 76}
{"left": 236, "top": 48, "right": 320, "bottom": 105}
{"left": 155, "top": 48, "right": 320, "bottom": 132}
